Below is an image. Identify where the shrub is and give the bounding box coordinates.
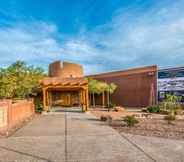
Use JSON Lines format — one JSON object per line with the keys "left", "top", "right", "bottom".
{"left": 107, "top": 103, "right": 116, "bottom": 111}
{"left": 160, "top": 94, "right": 182, "bottom": 115}
{"left": 109, "top": 102, "right": 116, "bottom": 108}
{"left": 147, "top": 105, "right": 160, "bottom": 113}
{"left": 34, "top": 97, "right": 43, "bottom": 113}
{"left": 123, "top": 115, "right": 139, "bottom": 127}
{"left": 100, "top": 115, "right": 107, "bottom": 121}
{"left": 100, "top": 115, "right": 112, "bottom": 123}
{"left": 164, "top": 114, "right": 176, "bottom": 124}
{"left": 174, "top": 105, "right": 182, "bottom": 115}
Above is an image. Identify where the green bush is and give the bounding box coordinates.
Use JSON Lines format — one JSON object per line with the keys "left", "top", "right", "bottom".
{"left": 147, "top": 105, "right": 160, "bottom": 113}
{"left": 123, "top": 115, "right": 139, "bottom": 127}
{"left": 34, "top": 98, "right": 43, "bottom": 113}
{"left": 160, "top": 94, "right": 182, "bottom": 115}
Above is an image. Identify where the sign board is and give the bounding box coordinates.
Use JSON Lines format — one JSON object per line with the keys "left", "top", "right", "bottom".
{"left": 158, "top": 77, "right": 184, "bottom": 91}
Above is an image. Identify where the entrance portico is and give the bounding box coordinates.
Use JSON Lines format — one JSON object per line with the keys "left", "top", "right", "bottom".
{"left": 41, "top": 77, "right": 89, "bottom": 112}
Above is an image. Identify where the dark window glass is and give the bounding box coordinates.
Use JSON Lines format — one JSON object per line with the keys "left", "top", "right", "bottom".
{"left": 158, "top": 70, "right": 184, "bottom": 79}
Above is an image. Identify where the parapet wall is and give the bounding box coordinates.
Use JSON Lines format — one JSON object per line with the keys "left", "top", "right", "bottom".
{"left": 49, "top": 61, "right": 83, "bottom": 78}
{"left": 0, "top": 99, "right": 35, "bottom": 134}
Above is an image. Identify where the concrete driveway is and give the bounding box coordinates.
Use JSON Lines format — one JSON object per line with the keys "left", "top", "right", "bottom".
{"left": 0, "top": 111, "right": 184, "bottom": 162}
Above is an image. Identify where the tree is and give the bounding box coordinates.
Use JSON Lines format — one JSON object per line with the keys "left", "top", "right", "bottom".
{"left": 88, "top": 78, "right": 106, "bottom": 107}
{"left": 88, "top": 78, "right": 117, "bottom": 108}
{"left": 88, "top": 79, "right": 98, "bottom": 107}
{"left": 106, "top": 83, "right": 117, "bottom": 110}
{"left": 161, "top": 94, "right": 182, "bottom": 116}
{"left": 0, "top": 61, "right": 45, "bottom": 99}
{"left": 98, "top": 82, "right": 108, "bottom": 107}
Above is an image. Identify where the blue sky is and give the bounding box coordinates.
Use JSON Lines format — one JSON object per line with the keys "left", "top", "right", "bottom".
{"left": 0, "top": 0, "right": 184, "bottom": 74}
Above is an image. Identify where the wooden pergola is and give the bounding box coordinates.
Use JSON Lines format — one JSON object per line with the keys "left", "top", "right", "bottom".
{"left": 41, "top": 77, "right": 89, "bottom": 112}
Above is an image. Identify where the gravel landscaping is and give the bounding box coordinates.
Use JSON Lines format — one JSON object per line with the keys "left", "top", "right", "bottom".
{"left": 112, "top": 118, "right": 184, "bottom": 140}
{"left": 91, "top": 108, "right": 184, "bottom": 140}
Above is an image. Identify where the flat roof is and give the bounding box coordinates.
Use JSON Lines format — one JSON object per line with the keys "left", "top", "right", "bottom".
{"left": 87, "top": 65, "right": 157, "bottom": 78}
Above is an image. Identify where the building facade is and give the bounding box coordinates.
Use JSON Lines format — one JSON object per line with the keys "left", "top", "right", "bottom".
{"left": 89, "top": 65, "right": 157, "bottom": 107}
{"left": 43, "top": 61, "right": 184, "bottom": 109}
{"left": 41, "top": 61, "right": 89, "bottom": 112}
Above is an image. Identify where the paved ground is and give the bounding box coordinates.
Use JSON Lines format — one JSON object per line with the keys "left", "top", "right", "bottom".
{"left": 0, "top": 110, "right": 184, "bottom": 162}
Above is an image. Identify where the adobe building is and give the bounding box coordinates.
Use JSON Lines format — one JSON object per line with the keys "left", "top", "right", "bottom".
{"left": 88, "top": 65, "right": 157, "bottom": 107}
{"left": 41, "top": 61, "right": 89, "bottom": 112}
{"left": 41, "top": 60, "right": 157, "bottom": 111}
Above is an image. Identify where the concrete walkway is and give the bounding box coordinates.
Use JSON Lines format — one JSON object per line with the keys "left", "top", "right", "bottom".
{"left": 0, "top": 111, "right": 184, "bottom": 162}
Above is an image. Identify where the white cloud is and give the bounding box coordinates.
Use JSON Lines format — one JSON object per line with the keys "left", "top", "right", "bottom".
{"left": 1, "top": 0, "right": 184, "bottom": 74}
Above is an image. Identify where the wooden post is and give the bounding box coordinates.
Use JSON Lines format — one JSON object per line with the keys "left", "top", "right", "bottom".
{"left": 83, "top": 89, "right": 86, "bottom": 112}
{"left": 102, "top": 91, "right": 105, "bottom": 107}
{"left": 86, "top": 87, "right": 89, "bottom": 111}
{"left": 43, "top": 88, "right": 48, "bottom": 111}
{"left": 80, "top": 90, "right": 83, "bottom": 111}
{"left": 46, "top": 90, "right": 50, "bottom": 111}
{"left": 82, "top": 89, "right": 85, "bottom": 112}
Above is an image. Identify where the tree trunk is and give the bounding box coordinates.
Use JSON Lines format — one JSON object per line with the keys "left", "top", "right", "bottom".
{"left": 107, "top": 91, "right": 109, "bottom": 107}
{"left": 93, "top": 92, "right": 95, "bottom": 107}
{"left": 108, "top": 92, "right": 111, "bottom": 111}
{"left": 102, "top": 91, "right": 105, "bottom": 107}
{"left": 89, "top": 93, "right": 91, "bottom": 106}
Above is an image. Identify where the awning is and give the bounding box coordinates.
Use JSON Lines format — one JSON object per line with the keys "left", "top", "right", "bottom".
{"left": 41, "top": 77, "right": 88, "bottom": 86}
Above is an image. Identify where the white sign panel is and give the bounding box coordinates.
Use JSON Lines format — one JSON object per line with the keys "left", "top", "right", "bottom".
{"left": 158, "top": 77, "right": 184, "bottom": 91}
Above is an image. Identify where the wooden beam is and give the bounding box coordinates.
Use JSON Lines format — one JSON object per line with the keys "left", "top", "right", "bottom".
{"left": 42, "top": 85, "right": 87, "bottom": 90}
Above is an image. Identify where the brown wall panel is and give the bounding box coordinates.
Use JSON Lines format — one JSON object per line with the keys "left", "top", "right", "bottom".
{"left": 89, "top": 65, "right": 157, "bottom": 107}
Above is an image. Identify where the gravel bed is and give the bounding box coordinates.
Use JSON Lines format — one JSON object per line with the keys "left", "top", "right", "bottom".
{"left": 111, "top": 118, "right": 184, "bottom": 140}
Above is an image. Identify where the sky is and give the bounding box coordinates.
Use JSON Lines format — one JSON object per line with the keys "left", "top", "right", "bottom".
{"left": 0, "top": 0, "right": 184, "bottom": 74}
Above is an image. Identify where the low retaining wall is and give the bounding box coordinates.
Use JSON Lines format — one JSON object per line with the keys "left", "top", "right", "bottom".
{"left": 0, "top": 99, "right": 35, "bottom": 133}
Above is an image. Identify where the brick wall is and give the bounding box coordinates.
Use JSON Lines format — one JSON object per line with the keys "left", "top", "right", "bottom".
{"left": 49, "top": 61, "right": 83, "bottom": 78}
{"left": 0, "top": 99, "right": 35, "bottom": 132}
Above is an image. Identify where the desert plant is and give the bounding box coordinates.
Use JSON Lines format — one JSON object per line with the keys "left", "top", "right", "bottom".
{"left": 100, "top": 115, "right": 112, "bottom": 122}
{"left": 147, "top": 105, "right": 160, "bottom": 113}
{"left": 100, "top": 115, "right": 108, "bottom": 121}
{"left": 164, "top": 113, "right": 176, "bottom": 124}
{"left": 160, "top": 94, "right": 182, "bottom": 116}
{"left": 174, "top": 105, "right": 182, "bottom": 115}
{"left": 123, "top": 115, "right": 139, "bottom": 127}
